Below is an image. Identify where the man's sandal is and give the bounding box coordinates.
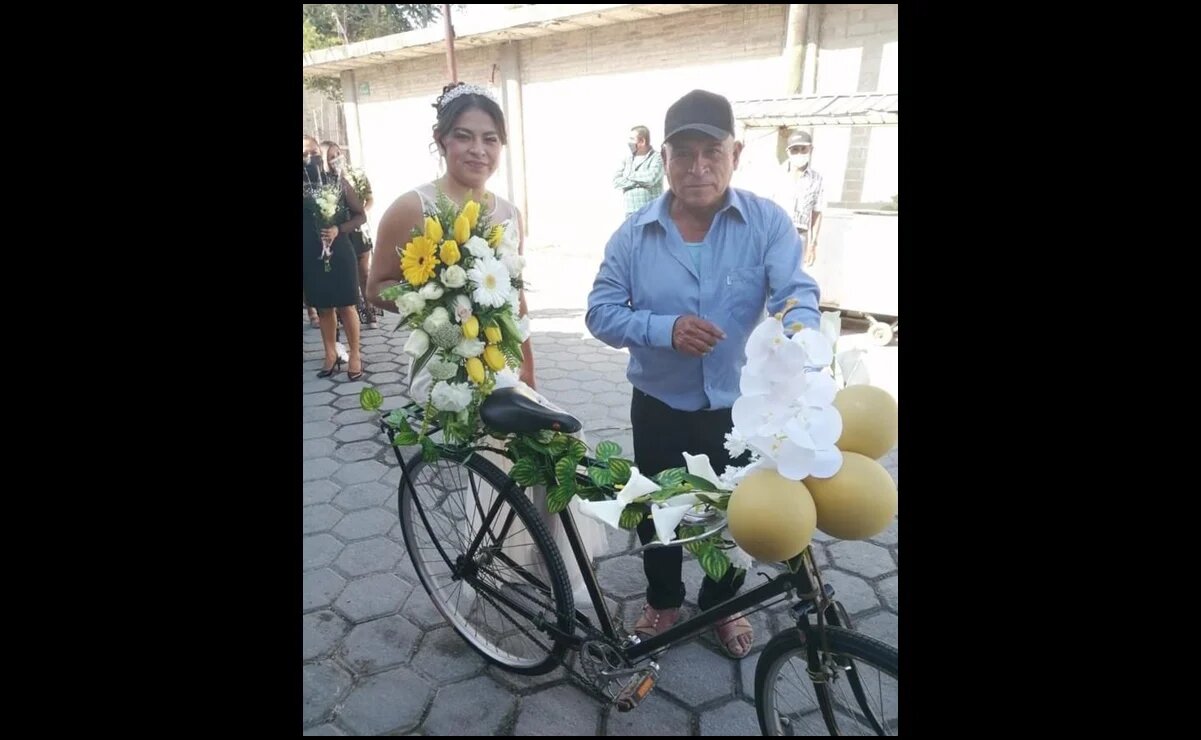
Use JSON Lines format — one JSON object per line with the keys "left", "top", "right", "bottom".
{"left": 715, "top": 612, "right": 754, "bottom": 659}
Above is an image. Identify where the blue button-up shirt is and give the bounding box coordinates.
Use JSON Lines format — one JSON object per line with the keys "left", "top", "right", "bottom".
{"left": 585, "top": 187, "right": 821, "bottom": 412}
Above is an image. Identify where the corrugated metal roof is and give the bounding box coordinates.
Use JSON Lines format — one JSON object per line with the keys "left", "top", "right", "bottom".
{"left": 733, "top": 93, "right": 898, "bottom": 127}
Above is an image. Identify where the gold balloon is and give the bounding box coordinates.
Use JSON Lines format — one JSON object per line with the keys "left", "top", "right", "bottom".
{"left": 806, "top": 452, "right": 897, "bottom": 540}
{"left": 833, "top": 385, "right": 898, "bottom": 460}
{"left": 727, "top": 468, "right": 817, "bottom": 562}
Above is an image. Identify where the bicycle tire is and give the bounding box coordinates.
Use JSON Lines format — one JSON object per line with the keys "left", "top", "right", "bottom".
{"left": 400, "top": 448, "right": 574, "bottom": 675}
{"left": 755, "top": 624, "right": 898, "bottom": 735}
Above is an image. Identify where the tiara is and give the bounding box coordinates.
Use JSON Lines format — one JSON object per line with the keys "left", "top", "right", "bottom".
{"left": 436, "top": 83, "right": 498, "bottom": 110}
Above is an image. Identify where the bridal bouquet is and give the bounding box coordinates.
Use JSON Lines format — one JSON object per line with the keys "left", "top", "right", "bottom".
{"left": 373, "top": 190, "right": 530, "bottom": 444}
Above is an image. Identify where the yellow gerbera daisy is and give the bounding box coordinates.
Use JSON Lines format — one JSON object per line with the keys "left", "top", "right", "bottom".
{"left": 401, "top": 237, "right": 440, "bottom": 285}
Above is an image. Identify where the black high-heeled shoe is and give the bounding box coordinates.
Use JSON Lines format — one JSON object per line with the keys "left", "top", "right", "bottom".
{"left": 347, "top": 363, "right": 364, "bottom": 382}
{"left": 317, "top": 357, "right": 343, "bottom": 378}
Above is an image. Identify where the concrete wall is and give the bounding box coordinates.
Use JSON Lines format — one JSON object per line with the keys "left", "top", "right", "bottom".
{"left": 334, "top": 3, "right": 899, "bottom": 246}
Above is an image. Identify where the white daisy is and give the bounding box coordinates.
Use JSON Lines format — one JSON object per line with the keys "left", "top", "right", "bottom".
{"left": 467, "top": 256, "right": 513, "bottom": 308}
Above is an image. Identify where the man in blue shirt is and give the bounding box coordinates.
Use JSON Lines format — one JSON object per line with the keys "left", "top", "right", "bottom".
{"left": 586, "top": 90, "right": 821, "bottom": 659}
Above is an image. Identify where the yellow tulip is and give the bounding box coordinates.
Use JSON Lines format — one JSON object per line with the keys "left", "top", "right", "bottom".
{"left": 487, "top": 224, "right": 504, "bottom": 247}
{"left": 423, "top": 216, "right": 443, "bottom": 243}
{"left": 484, "top": 324, "right": 503, "bottom": 343}
{"left": 462, "top": 200, "right": 481, "bottom": 230}
{"left": 462, "top": 316, "right": 480, "bottom": 339}
{"left": 465, "top": 357, "right": 486, "bottom": 384}
{"left": 483, "top": 344, "right": 507, "bottom": 371}
{"left": 440, "top": 239, "right": 461, "bottom": 266}
{"left": 453, "top": 214, "right": 470, "bottom": 244}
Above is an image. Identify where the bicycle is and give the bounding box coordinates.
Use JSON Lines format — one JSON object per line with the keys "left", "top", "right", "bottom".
{"left": 378, "top": 386, "right": 898, "bottom": 735}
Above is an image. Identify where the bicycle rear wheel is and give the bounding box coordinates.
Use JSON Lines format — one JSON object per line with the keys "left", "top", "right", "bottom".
{"left": 755, "top": 625, "right": 898, "bottom": 735}
{"left": 400, "top": 448, "right": 574, "bottom": 675}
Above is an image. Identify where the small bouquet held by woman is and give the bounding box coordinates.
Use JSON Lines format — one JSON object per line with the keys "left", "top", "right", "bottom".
{"left": 304, "top": 179, "right": 344, "bottom": 273}
{"left": 376, "top": 190, "right": 530, "bottom": 444}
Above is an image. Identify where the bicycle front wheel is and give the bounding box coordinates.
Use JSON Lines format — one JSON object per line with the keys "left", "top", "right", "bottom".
{"left": 755, "top": 625, "right": 898, "bottom": 735}
{"left": 400, "top": 448, "right": 574, "bottom": 675}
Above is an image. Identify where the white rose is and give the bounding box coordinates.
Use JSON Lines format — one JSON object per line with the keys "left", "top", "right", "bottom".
{"left": 430, "top": 381, "right": 473, "bottom": 413}
{"left": 517, "top": 314, "right": 531, "bottom": 342}
{"left": 450, "top": 293, "right": 473, "bottom": 323}
{"left": 463, "top": 235, "right": 494, "bottom": 260}
{"left": 398, "top": 292, "right": 426, "bottom": 317}
{"left": 419, "top": 282, "right": 444, "bottom": 300}
{"left": 440, "top": 265, "right": 468, "bottom": 289}
{"left": 453, "top": 337, "right": 486, "bottom": 358}
{"left": 422, "top": 307, "right": 451, "bottom": 334}
{"left": 403, "top": 329, "right": 430, "bottom": 357}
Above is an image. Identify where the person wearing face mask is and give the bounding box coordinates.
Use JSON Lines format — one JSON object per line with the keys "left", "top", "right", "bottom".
{"left": 321, "top": 141, "right": 380, "bottom": 331}
{"left": 612, "top": 125, "right": 665, "bottom": 217}
{"left": 303, "top": 134, "right": 367, "bottom": 381}
{"left": 772, "top": 130, "right": 826, "bottom": 267}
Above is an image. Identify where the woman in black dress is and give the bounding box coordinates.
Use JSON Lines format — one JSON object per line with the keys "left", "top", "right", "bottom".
{"left": 303, "top": 134, "right": 366, "bottom": 380}
{"left": 322, "top": 141, "right": 379, "bottom": 330}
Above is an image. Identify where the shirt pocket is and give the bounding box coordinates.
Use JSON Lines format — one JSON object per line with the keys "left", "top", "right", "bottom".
{"left": 724, "top": 266, "right": 767, "bottom": 324}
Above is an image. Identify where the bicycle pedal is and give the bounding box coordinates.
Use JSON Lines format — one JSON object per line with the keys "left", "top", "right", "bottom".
{"left": 614, "top": 668, "right": 658, "bottom": 712}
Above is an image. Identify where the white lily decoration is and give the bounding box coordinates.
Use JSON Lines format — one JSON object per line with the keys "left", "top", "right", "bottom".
{"left": 577, "top": 499, "right": 629, "bottom": 530}
{"left": 620, "top": 467, "right": 661, "bottom": 502}
{"left": 682, "top": 452, "right": 724, "bottom": 490}
{"left": 577, "top": 466, "right": 662, "bottom": 531}
{"left": 652, "top": 495, "right": 701, "bottom": 544}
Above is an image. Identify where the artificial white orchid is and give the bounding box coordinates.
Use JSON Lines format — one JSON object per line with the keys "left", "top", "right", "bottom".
{"left": 820, "top": 310, "right": 872, "bottom": 387}
{"left": 793, "top": 327, "right": 834, "bottom": 369}
{"left": 728, "top": 312, "right": 844, "bottom": 481}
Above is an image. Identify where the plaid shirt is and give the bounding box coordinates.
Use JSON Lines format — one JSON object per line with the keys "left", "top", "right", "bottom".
{"left": 612, "top": 150, "right": 665, "bottom": 215}
{"left": 771, "top": 163, "right": 826, "bottom": 232}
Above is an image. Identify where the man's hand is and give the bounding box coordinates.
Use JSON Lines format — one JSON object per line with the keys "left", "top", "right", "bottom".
{"left": 672, "top": 315, "right": 726, "bottom": 357}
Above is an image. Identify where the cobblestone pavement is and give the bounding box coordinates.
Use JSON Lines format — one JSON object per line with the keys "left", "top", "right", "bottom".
{"left": 303, "top": 247, "right": 898, "bottom": 735}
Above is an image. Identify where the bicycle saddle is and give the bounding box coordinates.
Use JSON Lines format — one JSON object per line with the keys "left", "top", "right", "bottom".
{"left": 480, "top": 386, "right": 582, "bottom": 435}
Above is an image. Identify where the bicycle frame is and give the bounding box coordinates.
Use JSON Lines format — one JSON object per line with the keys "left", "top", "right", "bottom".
{"left": 381, "top": 413, "right": 842, "bottom": 669}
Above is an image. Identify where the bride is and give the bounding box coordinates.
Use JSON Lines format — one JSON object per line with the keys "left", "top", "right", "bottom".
{"left": 367, "top": 82, "right": 609, "bottom": 604}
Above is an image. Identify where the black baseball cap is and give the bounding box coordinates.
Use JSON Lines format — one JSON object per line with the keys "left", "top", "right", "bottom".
{"left": 664, "top": 89, "right": 736, "bottom": 143}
